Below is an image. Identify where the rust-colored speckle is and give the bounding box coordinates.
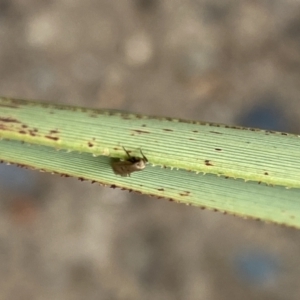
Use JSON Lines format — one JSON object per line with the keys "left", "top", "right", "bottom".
{"left": 22, "top": 124, "right": 28, "bottom": 128}
{"left": 205, "top": 160, "right": 213, "bottom": 166}
{"left": 88, "top": 142, "right": 94, "bottom": 147}
{"left": 163, "top": 128, "right": 173, "bottom": 132}
{"left": 182, "top": 191, "right": 191, "bottom": 196}
{"left": 209, "top": 131, "right": 222, "bottom": 134}
{"left": 132, "top": 129, "right": 150, "bottom": 134}
{"left": 158, "top": 188, "right": 164, "bottom": 191}
{"left": 45, "top": 135, "right": 59, "bottom": 141}
{"left": 0, "top": 117, "right": 20, "bottom": 123}
{"left": 29, "top": 130, "right": 37, "bottom": 137}
{"left": 60, "top": 174, "right": 70, "bottom": 178}
{"left": 19, "top": 130, "right": 26, "bottom": 134}
{"left": 49, "top": 129, "right": 59, "bottom": 134}
{"left": 215, "top": 148, "right": 222, "bottom": 151}
{"left": 264, "top": 172, "right": 269, "bottom": 175}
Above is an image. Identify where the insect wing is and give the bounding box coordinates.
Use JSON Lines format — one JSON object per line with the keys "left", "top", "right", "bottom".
{"left": 111, "top": 159, "right": 146, "bottom": 177}
{"left": 111, "top": 147, "right": 148, "bottom": 177}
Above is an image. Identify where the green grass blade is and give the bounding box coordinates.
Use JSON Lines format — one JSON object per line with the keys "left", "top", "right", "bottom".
{"left": 1, "top": 97, "right": 300, "bottom": 188}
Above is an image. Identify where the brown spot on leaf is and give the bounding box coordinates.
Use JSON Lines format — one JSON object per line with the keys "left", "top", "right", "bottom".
{"left": 192, "top": 130, "right": 198, "bottom": 133}
{"left": 0, "top": 117, "right": 20, "bottom": 123}
{"left": 265, "top": 130, "right": 276, "bottom": 134}
{"left": 163, "top": 128, "right": 173, "bottom": 132}
{"left": 215, "top": 148, "right": 222, "bottom": 151}
{"left": 49, "top": 129, "right": 59, "bottom": 134}
{"left": 132, "top": 129, "right": 150, "bottom": 134}
{"left": 157, "top": 188, "right": 164, "bottom": 191}
{"left": 179, "top": 191, "right": 190, "bottom": 196}
{"left": 88, "top": 142, "right": 94, "bottom": 147}
{"left": 264, "top": 172, "right": 269, "bottom": 175}
{"left": 29, "top": 130, "right": 37, "bottom": 137}
{"left": 205, "top": 160, "right": 213, "bottom": 166}
{"left": 45, "top": 135, "right": 59, "bottom": 141}
{"left": 19, "top": 130, "right": 26, "bottom": 134}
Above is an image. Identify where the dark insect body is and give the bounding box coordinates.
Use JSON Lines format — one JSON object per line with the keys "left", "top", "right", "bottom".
{"left": 111, "top": 147, "right": 148, "bottom": 177}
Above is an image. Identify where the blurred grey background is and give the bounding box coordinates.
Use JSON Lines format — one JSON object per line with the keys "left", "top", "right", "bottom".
{"left": 1, "top": 0, "right": 300, "bottom": 299}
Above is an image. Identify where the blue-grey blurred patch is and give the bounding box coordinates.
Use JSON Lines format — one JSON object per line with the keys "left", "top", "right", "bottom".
{"left": 238, "top": 101, "right": 289, "bottom": 132}
{"left": 0, "top": 164, "right": 37, "bottom": 193}
{"left": 233, "top": 250, "right": 280, "bottom": 287}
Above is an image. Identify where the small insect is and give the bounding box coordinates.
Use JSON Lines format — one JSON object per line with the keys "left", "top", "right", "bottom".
{"left": 111, "top": 147, "right": 148, "bottom": 177}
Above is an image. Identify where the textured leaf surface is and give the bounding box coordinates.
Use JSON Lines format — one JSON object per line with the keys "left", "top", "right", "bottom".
{"left": 1, "top": 139, "right": 299, "bottom": 227}
{"left": 1, "top": 97, "right": 300, "bottom": 227}
{"left": 1, "top": 97, "right": 300, "bottom": 188}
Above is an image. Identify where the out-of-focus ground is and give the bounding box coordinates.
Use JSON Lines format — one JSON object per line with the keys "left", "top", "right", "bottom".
{"left": 1, "top": 0, "right": 300, "bottom": 299}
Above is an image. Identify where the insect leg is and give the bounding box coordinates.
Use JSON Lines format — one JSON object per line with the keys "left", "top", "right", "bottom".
{"left": 122, "top": 146, "right": 132, "bottom": 158}
{"left": 139, "top": 149, "right": 148, "bottom": 162}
